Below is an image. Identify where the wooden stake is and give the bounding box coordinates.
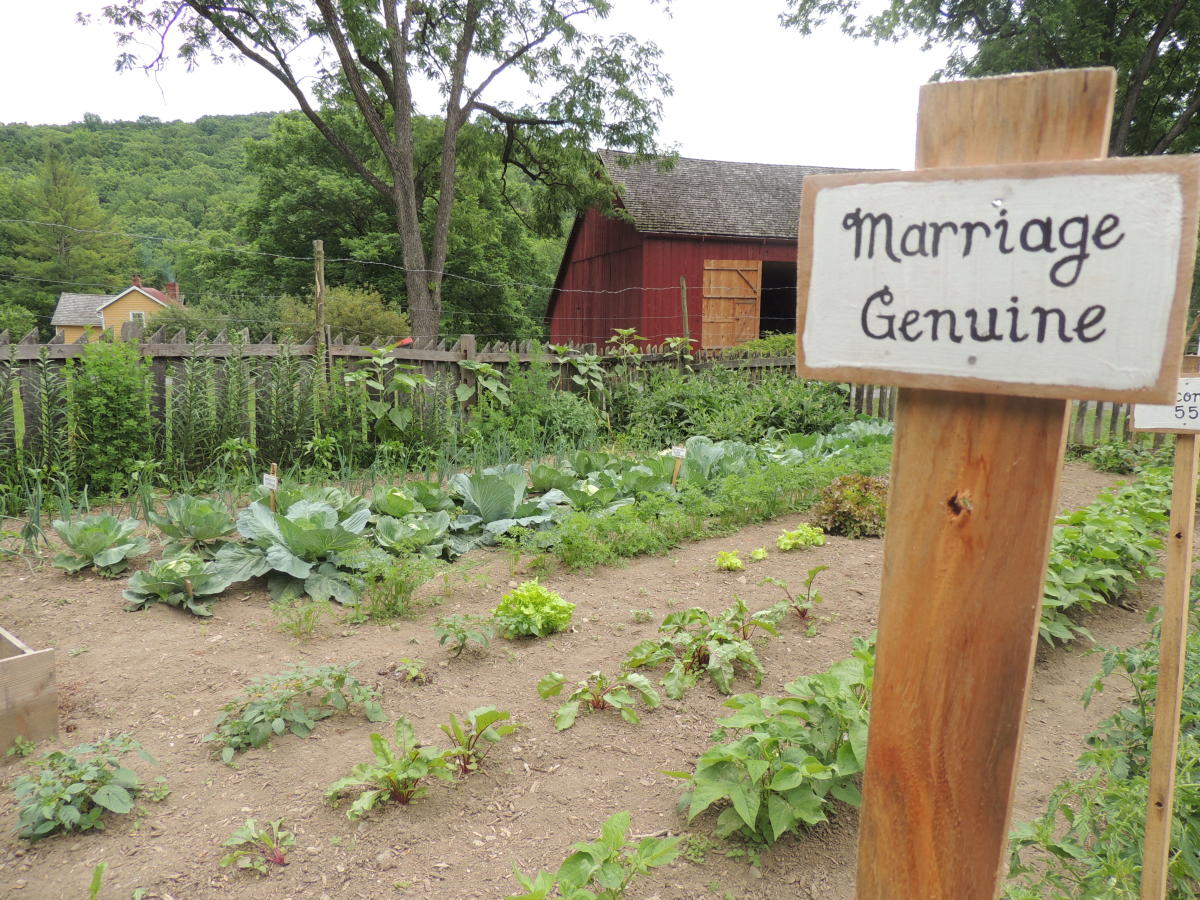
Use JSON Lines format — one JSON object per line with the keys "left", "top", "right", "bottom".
{"left": 269, "top": 462, "right": 279, "bottom": 513}
{"left": 1140, "top": 357, "right": 1200, "bottom": 900}
{"left": 679, "top": 276, "right": 691, "bottom": 349}
{"left": 314, "top": 239, "right": 328, "bottom": 381}
{"left": 855, "top": 68, "right": 1115, "bottom": 900}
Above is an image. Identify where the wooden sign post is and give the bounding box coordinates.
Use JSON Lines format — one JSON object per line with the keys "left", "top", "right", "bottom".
{"left": 1131, "top": 361, "right": 1200, "bottom": 900}
{"left": 795, "top": 68, "right": 1200, "bottom": 899}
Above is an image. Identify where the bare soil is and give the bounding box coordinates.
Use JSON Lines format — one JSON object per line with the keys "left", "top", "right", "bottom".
{"left": 0, "top": 462, "right": 1151, "bottom": 900}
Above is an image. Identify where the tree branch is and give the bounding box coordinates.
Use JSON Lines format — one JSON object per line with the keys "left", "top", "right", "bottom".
{"left": 182, "top": 2, "right": 392, "bottom": 200}
{"left": 1112, "top": 0, "right": 1187, "bottom": 155}
{"left": 471, "top": 100, "right": 567, "bottom": 128}
{"left": 1151, "top": 86, "right": 1200, "bottom": 154}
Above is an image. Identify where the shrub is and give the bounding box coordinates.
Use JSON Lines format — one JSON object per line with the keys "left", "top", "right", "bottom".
{"left": 69, "top": 340, "right": 154, "bottom": 494}
{"left": 492, "top": 579, "right": 575, "bottom": 638}
{"left": 812, "top": 474, "right": 888, "bottom": 537}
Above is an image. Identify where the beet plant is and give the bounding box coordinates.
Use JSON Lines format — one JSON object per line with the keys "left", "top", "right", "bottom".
{"left": 326, "top": 717, "right": 455, "bottom": 819}
{"left": 537, "top": 671, "right": 661, "bottom": 730}
{"left": 220, "top": 818, "right": 294, "bottom": 876}
{"left": 439, "top": 707, "right": 520, "bottom": 776}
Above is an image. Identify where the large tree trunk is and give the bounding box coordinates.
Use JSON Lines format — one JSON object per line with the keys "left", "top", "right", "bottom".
{"left": 394, "top": 198, "right": 441, "bottom": 342}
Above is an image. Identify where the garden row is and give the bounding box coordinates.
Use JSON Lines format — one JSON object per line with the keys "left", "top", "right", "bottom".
{"left": 0, "top": 331, "right": 848, "bottom": 512}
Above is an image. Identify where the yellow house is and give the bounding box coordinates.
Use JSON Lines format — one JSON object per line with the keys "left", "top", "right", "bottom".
{"left": 51, "top": 277, "right": 183, "bottom": 342}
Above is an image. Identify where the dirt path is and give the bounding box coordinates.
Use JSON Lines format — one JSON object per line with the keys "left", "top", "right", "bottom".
{"left": 0, "top": 462, "right": 1150, "bottom": 899}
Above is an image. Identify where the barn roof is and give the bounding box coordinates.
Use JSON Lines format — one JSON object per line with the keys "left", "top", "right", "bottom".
{"left": 599, "top": 150, "right": 864, "bottom": 240}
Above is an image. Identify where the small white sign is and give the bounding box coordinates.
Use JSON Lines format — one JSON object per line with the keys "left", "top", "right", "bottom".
{"left": 1133, "top": 377, "right": 1200, "bottom": 432}
{"left": 261, "top": 473, "right": 279, "bottom": 490}
{"left": 797, "top": 156, "right": 1200, "bottom": 402}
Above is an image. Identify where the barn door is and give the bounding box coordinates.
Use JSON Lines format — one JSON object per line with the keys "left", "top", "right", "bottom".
{"left": 701, "top": 260, "right": 761, "bottom": 349}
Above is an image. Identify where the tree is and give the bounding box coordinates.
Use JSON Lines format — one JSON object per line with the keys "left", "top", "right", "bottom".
{"left": 93, "top": 1, "right": 673, "bottom": 341}
{"left": 279, "top": 285, "right": 411, "bottom": 340}
{"left": 780, "top": 0, "right": 1200, "bottom": 157}
{"left": 0, "top": 151, "right": 135, "bottom": 325}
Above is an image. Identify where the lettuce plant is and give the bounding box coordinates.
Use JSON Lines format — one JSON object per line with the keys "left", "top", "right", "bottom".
{"left": 148, "top": 494, "right": 235, "bottom": 558}
{"left": 123, "top": 554, "right": 233, "bottom": 616}
{"left": 776, "top": 523, "right": 826, "bottom": 551}
{"left": 493, "top": 579, "right": 575, "bottom": 638}
{"left": 209, "top": 500, "right": 370, "bottom": 603}
{"left": 52, "top": 514, "right": 151, "bottom": 576}
{"left": 715, "top": 550, "right": 744, "bottom": 571}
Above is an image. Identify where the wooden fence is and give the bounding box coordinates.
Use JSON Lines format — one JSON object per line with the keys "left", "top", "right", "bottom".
{"left": 849, "top": 383, "right": 1151, "bottom": 447}
{"left": 0, "top": 324, "right": 1147, "bottom": 447}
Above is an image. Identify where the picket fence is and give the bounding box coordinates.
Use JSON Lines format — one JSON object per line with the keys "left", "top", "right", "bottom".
{"left": 0, "top": 324, "right": 1144, "bottom": 447}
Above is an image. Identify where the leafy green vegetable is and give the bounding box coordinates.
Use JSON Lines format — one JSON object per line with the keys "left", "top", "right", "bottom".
{"left": 12, "top": 734, "right": 158, "bottom": 841}
{"left": 506, "top": 810, "right": 680, "bottom": 900}
{"left": 715, "top": 550, "right": 744, "bottom": 571}
{"left": 204, "top": 664, "right": 385, "bottom": 765}
{"left": 775, "top": 523, "right": 825, "bottom": 551}
{"left": 327, "top": 717, "right": 456, "bottom": 819}
{"left": 220, "top": 819, "right": 294, "bottom": 876}
{"left": 493, "top": 579, "right": 575, "bottom": 638}
{"left": 122, "top": 553, "right": 233, "bottom": 616}
{"left": 670, "top": 637, "right": 873, "bottom": 844}
{"left": 439, "top": 707, "right": 521, "bottom": 776}
{"left": 148, "top": 494, "right": 235, "bottom": 558}
{"left": 51, "top": 514, "right": 151, "bottom": 576}
{"left": 537, "top": 671, "right": 661, "bottom": 730}
{"left": 209, "top": 500, "right": 370, "bottom": 603}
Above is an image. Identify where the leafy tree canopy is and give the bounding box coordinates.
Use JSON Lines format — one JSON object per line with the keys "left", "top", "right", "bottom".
{"left": 780, "top": 0, "right": 1200, "bottom": 156}
{"left": 92, "top": 0, "right": 675, "bottom": 341}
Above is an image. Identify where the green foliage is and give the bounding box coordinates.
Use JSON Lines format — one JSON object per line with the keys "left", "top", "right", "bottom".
{"left": 52, "top": 513, "right": 150, "bottom": 576}
{"left": 724, "top": 333, "right": 797, "bottom": 358}
{"left": 355, "top": 551, "right": 442, "bottom": 620}
{"left": 204, "top": 664, "right": 385, "bottom": 765}
{"left": 761, "top": 566, "right": 827, "bottom": 633}
{"left": 776, "top": 523, "right": 826, "bottom": 551}
{"left": 433, "top": 613, "right": 495, "bottom": 657}
{"left": 123, "top": 553, "right": 233, "bottom": 616}
{"left": 439, "top": 707, "right": 521, "bottom": 776}
{"left": 220, "top": 819, "right": 295, "bottom": 876}
{"left": 1040, "top": 467, "right": 1170, "bottom": 645}
{"left": 493, "top": 579, "right": 575, "bottom": 638}
{"left": 327, "top": 717, "right": 456, "bottom": 819}
{"left": 537, "top": 671, "right": 661, "bottom": 731}
{"left": 270, "top": 595, "right": 332, "bottom": 639}
{"left": 715, "top": 550, "right": 744, "bottom": 571}
{"left": 1082, "top": 441, "right": 1144, "bottom": 474}
{"left": 1005, "top": 618, "right": 1200, "bottom": 897}
{"left": 507, "top": 810, "right": 681, "bottom": 900}
{"left": 70, "top": 340, "right": 155, "bottom": 493}
{"left": 611, "top": 367, "right": 851, "bottom": 448}
{"left": 812, "top": 473, "right": 887, "bottom": 538}
{"left": 670, "top": 638, "right": 874, "bottom": 845}
{"left": 12, "top": 733, "right": 157, "bottom": 841}
{"left": 624, "top": 600, "right": 785, "bottom": 700}
{"left": 148, "top": 494, "right": 235, "bottom": 558}
{"left": 209, "top": 500, "right": 370, "bottom": 604}
{"left": 279, "top": 286, "right": 410, "bottom": 342}
{"left": 749, "top": 547, "right": 768, "bottom": 562}
{"left": 0, "top": 303, "right": 35, "bottom": 338}
{"left": 385, "top": 657, "right": 431, "bottom": 685}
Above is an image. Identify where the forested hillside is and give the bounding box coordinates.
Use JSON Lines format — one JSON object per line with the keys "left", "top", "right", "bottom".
{"left": 0, "top": 112, "right": 564, "bottom": 341}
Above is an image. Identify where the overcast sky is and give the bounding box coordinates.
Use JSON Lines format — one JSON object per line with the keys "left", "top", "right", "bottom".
{"left": 0, "top": 1, "right": 947, "bottom": 170}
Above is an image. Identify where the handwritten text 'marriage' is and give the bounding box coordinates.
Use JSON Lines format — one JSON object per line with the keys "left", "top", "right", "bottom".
{"left": 841, "top": 207, "right": 1125, "bottom": 288}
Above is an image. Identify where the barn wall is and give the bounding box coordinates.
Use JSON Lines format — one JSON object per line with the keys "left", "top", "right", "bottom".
{"left": 641, "top": 237, "right": 796, "bottom": 345}
{"left": 549, "top": 208, "right": 643, "bottom": 346}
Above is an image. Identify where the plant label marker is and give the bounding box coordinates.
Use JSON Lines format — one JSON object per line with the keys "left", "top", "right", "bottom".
{"left": 1131, "top": 357, "right": 1200, "bottom": 900}
{"left": 795, "top": 68, "right": 1200, "bottom": 899}
{"left": 264, "top": 463, "right": 279, "bottom": 511}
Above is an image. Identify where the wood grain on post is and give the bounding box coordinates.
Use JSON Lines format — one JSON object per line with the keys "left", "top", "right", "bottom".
{"left": 1141, "top": 356, "right": 1200, "bottom": 900}
{"left": 855, "top": 68, "right": 1116, "bottom": 900}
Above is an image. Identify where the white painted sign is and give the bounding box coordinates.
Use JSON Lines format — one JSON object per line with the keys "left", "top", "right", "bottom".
{"left": 796, "top": 156, "right": 1200, "bottom": 402}
{"left": 261, "top": 473, "right": 279, "bottom": 490}
{"left": 1133, "top": 377, "right": 1200, "bottom": 432}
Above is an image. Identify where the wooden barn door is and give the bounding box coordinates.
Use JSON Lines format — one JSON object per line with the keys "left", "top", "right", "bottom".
{"left": 701, "top": 260, "right": 761, "bottom": 349}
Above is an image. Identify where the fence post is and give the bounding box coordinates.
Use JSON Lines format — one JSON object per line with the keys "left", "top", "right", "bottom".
{"left": 457, "top": 334, "right": 477, "bottom": 409}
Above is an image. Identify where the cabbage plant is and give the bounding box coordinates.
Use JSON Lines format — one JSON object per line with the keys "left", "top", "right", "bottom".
{"left": 123, "top": 554, "right": 233, "bottom": 616}
{"left": 209, "top": 501, "right": 370, "bottom": 604}
{"left": 148, "top": 495, "right": 235, "bottom": 558}
{"left": 52, "top": 514, "right": 151, "bottom": 576}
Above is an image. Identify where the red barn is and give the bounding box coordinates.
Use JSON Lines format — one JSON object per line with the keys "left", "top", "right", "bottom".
{"left": 548, "top": 151, "right": 858, "bottom": 349}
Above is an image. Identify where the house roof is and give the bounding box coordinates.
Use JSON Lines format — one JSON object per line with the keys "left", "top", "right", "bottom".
{"left": 52, "top": 285, "right": 180, "bottom": 327}
{"left": 50, "top": 292, "right": 109, "bottom": 327}
{"left": 598, "top": 150, "right": 866, "bottom": 240}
